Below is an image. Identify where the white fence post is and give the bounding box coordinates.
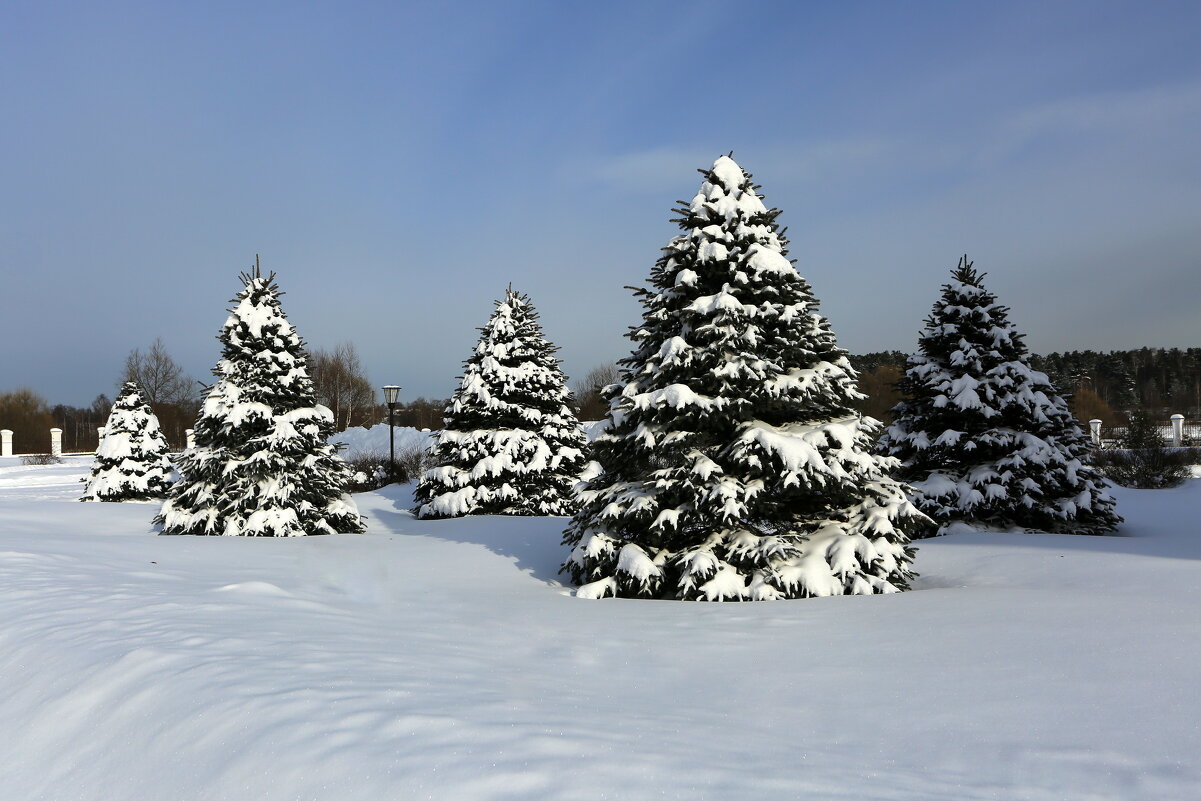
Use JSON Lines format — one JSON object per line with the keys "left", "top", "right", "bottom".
{"left": 185, "top": 429, "right": 195, "bottom": 450}
{"left": 1089, "top": 419, "right": 1102, "bottom": 447}
{"left": 1, "top": 430, "right": 12, "bottom": 458}
{"left": 1171, "top": 414, "right": 1185, "bottom": 446}
{"left": 50, "top": 428, "right": 62, "bottom": 457}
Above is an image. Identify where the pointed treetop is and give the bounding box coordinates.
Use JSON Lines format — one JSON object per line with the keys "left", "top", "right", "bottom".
{"left": 680, "top": 154, "right": 778, "bottom": 241}
{"left": 235, "top": 255, "right": 283, "bottom": 297}
{"left": 950, "top": 254, "right": 985, "bottom": 288}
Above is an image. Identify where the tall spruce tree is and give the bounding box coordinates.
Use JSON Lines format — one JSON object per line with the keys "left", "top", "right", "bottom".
{"left": 878, "top": 257, "right": 1121, "bottom": 535}
{"left": 562, "top": 155, "right": 927, "bottom": 601}
{"left": 80, "top": 381, "right": 173, "bottom": 501}
{"left": 413, "top": 287, "right": 588, "bottom": 518}
{"left": 156, "top": 266, "right": 364, "bottom": 536}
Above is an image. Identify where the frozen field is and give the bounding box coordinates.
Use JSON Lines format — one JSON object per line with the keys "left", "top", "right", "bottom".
{"left": 1, "top": 456, "right": 1199, "bottom": 800}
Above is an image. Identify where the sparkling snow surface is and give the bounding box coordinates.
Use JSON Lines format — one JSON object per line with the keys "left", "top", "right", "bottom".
{"left": 2, "top": 457, "right": 1200, "bottom": 800}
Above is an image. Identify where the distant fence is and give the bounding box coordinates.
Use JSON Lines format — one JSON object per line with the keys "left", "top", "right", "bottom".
{"left": 5, "top": 417, "right": 1197, "bottom": 459}
{"left": 0, "top": 427, "right": 196, "bottom": 458}
{"left": 1088, "top": 415, "right": 1199, "bottom": 448}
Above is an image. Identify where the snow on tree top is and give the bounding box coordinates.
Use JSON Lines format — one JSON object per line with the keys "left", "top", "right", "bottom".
{"left": 690, "top": 156, "right": 771, "bottom": 222}
{"left": 710, "top": 155, "right": 745, "bottom": 190}
{"left": 226, "top": 282, "right": 296, "bottom": 342}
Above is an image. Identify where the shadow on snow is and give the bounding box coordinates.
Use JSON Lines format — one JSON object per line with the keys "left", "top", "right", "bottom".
{"left": 368, "top": 483, "right": 571, "bottom": 587}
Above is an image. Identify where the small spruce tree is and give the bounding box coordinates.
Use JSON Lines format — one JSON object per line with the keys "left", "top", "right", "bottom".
{"left": 80, "top": 381, "right": 173, "bottom": 501}
{"left": 562, "top": 155, "right": 927, "bottom": 600}
{"left": 1099, "top": 410, "right": 1190, "bottom": 489}
{"left": 156, "top": 266, "right": 364, "bottom": 536}
{"left": 879, "top": 257, "right": 1121, "bottom": 534}
{"left": 413, "top": 287, "right": 588, "bottom": 518}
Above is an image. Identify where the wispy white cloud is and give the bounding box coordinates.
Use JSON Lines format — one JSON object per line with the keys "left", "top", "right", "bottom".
{"left": 975, "top": 79, "right": 1201, "bottom": 167}
{"left": 582, "top": 137, "right": 899, "bottom": 195}
{"left": 575, "top": 78, "right": 1201, "bottom": 358}
{"left": 581, "top": 147, "right": 723, "bottom": 194}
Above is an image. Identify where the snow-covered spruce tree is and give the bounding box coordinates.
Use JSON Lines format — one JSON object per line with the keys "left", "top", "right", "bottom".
{"left": 562, "top": 155, "right": 927, "bottom": 601}
{"left": 413, "top": 288, "right": 588, "bottom": 518}
{"left": 878, "top": 257, "right": 1121, "bottom": 535}
{"left": 156, "top": 267, "right": 364, "bottom": 536}
{"left": 80, "top": 381, "right": 173, "bottom": 501}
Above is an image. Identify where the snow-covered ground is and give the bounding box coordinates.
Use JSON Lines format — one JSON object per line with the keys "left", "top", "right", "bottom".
{"left": 2, "top": 457, "right": 1199, "bottom": 800}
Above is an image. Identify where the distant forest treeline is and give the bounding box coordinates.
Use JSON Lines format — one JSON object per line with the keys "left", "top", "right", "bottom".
{"left": 7, "top": 347, "right": 1198, "bottom": 455}
{"left": 849, "top": 347, "right": 1201, "bottom": 425}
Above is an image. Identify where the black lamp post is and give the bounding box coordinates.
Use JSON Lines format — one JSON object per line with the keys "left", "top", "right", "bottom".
{"left": 383, "top": 385, "right": 401, "bottom": 481}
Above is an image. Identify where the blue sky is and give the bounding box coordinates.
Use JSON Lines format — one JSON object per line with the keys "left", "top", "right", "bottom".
{"left": 2, "top": 0, "right": 1199, "bottom": 406}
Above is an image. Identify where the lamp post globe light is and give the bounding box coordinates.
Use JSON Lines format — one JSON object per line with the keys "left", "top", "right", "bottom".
{"left": 383, "top": 385, "right": 401, "bottom": 482}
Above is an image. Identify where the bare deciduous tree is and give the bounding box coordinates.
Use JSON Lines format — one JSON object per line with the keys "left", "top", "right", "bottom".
{"left": 91, "top": 393, "right": 113, "bottom": 420}
{"left": 1069, "top": 384, "right": 1117, "bottom": 427}
{"left": 385, "top": 397, "right": 449, "bottom": 430}
{"left": 122, "top": 338, "right": 196, "bottom": 406}
{"left": 310, "top": 342, "right": 376, "bottom": 431}
{"left": 572, "top": 362, "right": 620, "bottom": 421}
{"left": 853, "top": 364, "right": 904, "bottom": 424}
{"left": 121, "top": 339, "right": 199, "bottom": 448}
{"left": 0, "top": 388, "right": 57, "bottom": 454}
{"left": 51, "top": 394, "right": 113, "bottom": 453}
